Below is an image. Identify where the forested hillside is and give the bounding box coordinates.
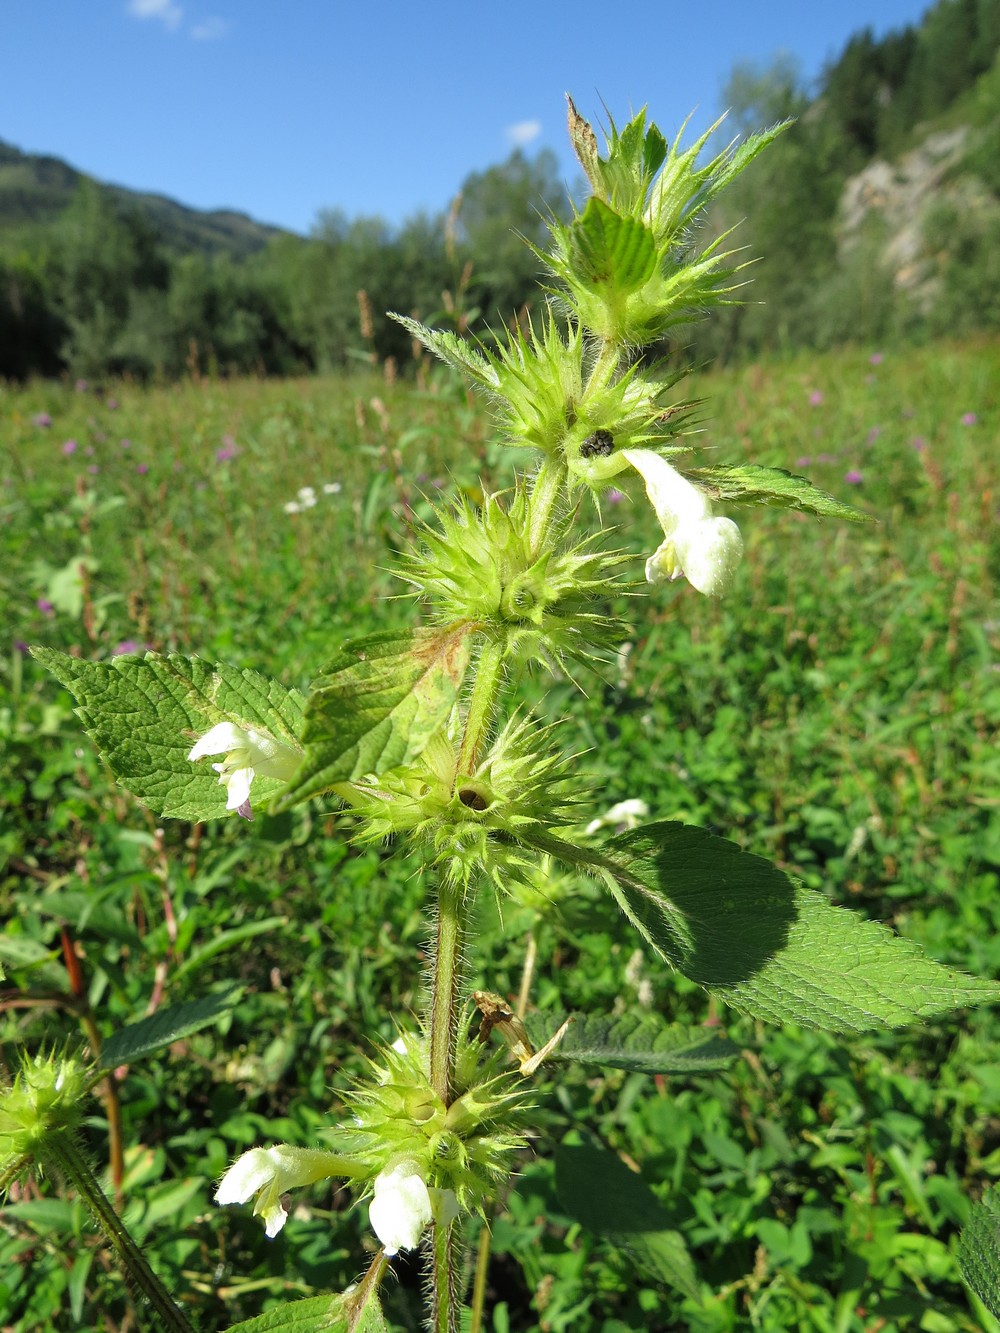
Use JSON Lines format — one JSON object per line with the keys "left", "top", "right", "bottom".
{"left": 2, "top": 0, "right": 999, "bottom": 380}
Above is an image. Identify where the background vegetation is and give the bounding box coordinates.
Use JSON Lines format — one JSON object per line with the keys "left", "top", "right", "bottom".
{"left": 2, "top": 335, "right": 998, "bottom": 1330}
{"left": 3, "top": 0, "right": 1000, "bottom": 381}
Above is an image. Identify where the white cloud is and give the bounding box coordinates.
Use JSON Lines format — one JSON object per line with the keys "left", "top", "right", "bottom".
{"left": 127, "top": 0, "right": 183, "bottom": 30}
{"left": 505, "top": 119, "right": 542, "bottom": 149}
{"left": 191, "top": 16, "right": 228, "bottom": 39}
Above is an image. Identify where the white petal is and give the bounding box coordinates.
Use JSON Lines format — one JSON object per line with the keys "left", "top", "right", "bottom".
{"left": 674, "top": 517, "right": 743, "bottom": 596}
{"left": 222, "top": 765, "right": 255, "bottom": 810}
{"left": 215, "top": 1148, "right": 277, "bottom": 1206}
{"left": 370, "top": 1161, "right": 433, "bottom": 1255}
{"left": 622, "top": 449, "right": 711, "bottom": 534}
{"left": 188, "top": 721, "right": 247, "bottom": 762}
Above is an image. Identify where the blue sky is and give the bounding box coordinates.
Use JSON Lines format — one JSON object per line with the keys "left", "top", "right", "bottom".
{"left": 4, "top": 1, "right": 934, "bottom": 235}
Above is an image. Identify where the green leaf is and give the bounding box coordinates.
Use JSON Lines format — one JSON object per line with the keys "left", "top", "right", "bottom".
{"left": 222, "top": 1276, "right": 389, "bottom": 1332}
{"left": 388, "top": 313, "right": 499, "bottom": 389}
{"left": 601, "top": 821, "right": 1000, "bottom": 1033}
{"left": 98, "top": 984, "right": 243, "bottom": 1068}
{"left": 524, "top": 1011, "right": 740, "bottom": 1074}
{"left": 31, "top": 648, "right": 305, "bottom": 821}
{"left": 691, "top": 463, "right": 873, "bottom": 522}
{"left": 555, "top": 1143, "right": 701, "bottom": 1303}
{"left": 280, "top": 625, "right": 473, "bottom": 805}
{"left": 569, "top": 198, "right": 658, "bottom": 294}
{"left": 959, "top": 1186, "right": 1000, "bottom": 1317}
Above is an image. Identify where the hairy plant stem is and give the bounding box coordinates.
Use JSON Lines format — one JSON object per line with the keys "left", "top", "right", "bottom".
{"left": 585, "top": 336, "right": 622, "bottom": 397}
{"left": 457, "top": 637, "right": 504, "bottom": 776}
{"left": 431, "top": 1220, "right": 461, "bottom": 1333}
{"left": 430, "top": 876, "right": 465, "bottom": 1108}
{"left": 527, "top": 457, "right": 566, "bottom": 557}
{"left": 469, "top": 921, "right": 542, "bottom": 1333}
{"left": 45, "top": 1129, "right": 195, "bottom": 1333}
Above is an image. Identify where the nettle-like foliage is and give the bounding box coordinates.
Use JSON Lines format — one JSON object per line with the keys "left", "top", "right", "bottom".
{"left": 9, "top": 98, "right": 1000, "bottom": 1332}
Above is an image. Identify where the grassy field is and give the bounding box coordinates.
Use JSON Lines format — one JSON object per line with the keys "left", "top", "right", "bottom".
{"left": 2, "top": 338, "right": 999, "bottom": 1331}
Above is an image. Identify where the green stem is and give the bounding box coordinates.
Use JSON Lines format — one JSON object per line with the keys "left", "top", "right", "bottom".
{"left": 430, "top": 876, "right": 465, "bottom": 1107}
{"left": 45, "top": 1129, "right": 195, "bottom": 1333}
{"left": 584, "top": 336, "right": 622, "bottom": 397}
{"left": 431, "top": 1220, "right": 460, "bottom": 1333}
{"left": 468, "top": 1220, "right": 492, "bottom": 1333}
{"left": 457, "top": 638, "right": 504, "bottom": 776}
{"left": 527, "top": 457, "right": 566, "bottom": 557}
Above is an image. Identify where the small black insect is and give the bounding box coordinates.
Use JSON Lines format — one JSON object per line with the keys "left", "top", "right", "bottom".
{"left": 580, "top": 428, "right": 615, "bottom": 459}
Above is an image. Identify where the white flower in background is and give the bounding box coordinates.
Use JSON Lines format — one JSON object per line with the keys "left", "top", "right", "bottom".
{"left": 188, "top": 721, "right": 300, "bottom": 819}
{"left": 297, "top": 486, "right": 317, "bottom": 507}
{"left": 323, "top": 481, "right": 342, "bottom": 494}
{"left": 367, "top": 1159, "right": 458, "bottom": 1256}
{"left": 586, "top": 798, "right": 649, "bottom": 835}
{"left": 215, "top": 1145, "right": 354, "bottom": 1238}
{"left": 283, "top": 500, "right": 301, "bottom": 514}
{"left": 622, "top": 449, "right": 743, "bottom": 596}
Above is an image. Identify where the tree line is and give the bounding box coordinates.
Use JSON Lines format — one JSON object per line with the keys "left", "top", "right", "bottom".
{"left": 2, "top": 0, "right": 999, "bottom": 381}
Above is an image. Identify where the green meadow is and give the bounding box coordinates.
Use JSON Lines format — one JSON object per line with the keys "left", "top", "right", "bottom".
{"left": 2, "top": 338, "right": 999, "bottom": 1330}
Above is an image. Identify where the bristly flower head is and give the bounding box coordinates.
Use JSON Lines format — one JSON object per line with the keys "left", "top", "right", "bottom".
{"left": 0, "top": 1052, "right": 90, "bottom": 1166}
{"left": 345, "top": 713, "right": 580, "bottom": 897}
{"left": 340, "top": 1027, "right": 531, "bottom": 1220}
{"left": 400, "top": 483, "right": 628, "bottom": 674}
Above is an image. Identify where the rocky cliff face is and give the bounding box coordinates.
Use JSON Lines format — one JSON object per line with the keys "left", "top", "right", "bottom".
{"left": 837, "top": 125, "right": 989, "bottom": 311}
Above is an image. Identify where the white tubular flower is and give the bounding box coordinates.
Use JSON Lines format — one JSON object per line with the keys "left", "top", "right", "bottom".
{"left": 215, "top": 1145, "right": 354, "bottom": 1239}
{"left": 586, "top": 798, "right": 649, "bottom": 835}
{"left": 368, "top": 1159, "right": 434, "bottom": 1256}
{"left": 188, "top": 721, "right": 300, "bottom": 819}
{"left": 623, "top": 449, "right": 743, "bottom": 596}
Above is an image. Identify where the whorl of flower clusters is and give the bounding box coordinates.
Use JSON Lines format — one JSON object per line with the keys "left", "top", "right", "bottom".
{"left": 344, "top": 714, "right": 580, "bottom": 897}
{"left": 399, "top": 482, "right": 628, "bottom": 674}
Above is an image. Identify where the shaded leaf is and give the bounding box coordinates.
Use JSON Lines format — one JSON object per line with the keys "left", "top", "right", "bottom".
{"left": 31, "top": 648, "right": 305, "bottom": 821}
{"left": 279, "top": 625, "right": 472, "bottom": 805}
{"left": 524, "top": 1011, "right": 740, "bottom": 1074}
{"left": 601, "top": 821, "right": 1000, "bottom": 1033}
{"left": 99, "top": 984, "right": 243, "bottom": 1068}
{"left": 555, "top": 1143, "right": 701, "bottom": 1302}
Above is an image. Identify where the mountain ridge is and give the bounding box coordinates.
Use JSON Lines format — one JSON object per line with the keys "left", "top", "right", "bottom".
{"left": 0, "top": 137, "right": 294, "bottom": 258}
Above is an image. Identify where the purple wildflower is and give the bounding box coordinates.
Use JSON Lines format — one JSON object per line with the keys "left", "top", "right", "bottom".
{"left": 136, "top": 463, "right": 149, "bottom": 475}
{"left": 808, "top": 391, "right": 823, "bottom": 407}
{"left": 36, "top": 598, "right": 54, "bottom": 615}
{"left": 869, "top": 353, "right": 884, "bottom": 366}
{"left": 795, "top": 456, "right": 812, "bottom": 469}
{"left": 867, "top": 427, "right": 881, "bottom": 444}
{"left": 33, "top": 412, "right": 52, "bottom": 428}
{"left": 13, "top": 640, "right": 30, "bottom": 654}
{"left": 844, "top": 470, "right": 863, "bottom": 485}
{"left": 62, "top": 439, "right": 78, "bottom": 455}
{"left": 961, "top": 412, "right": 978, "bottom": 426}
{"left": 75, "top": 379, "right": 88, "bottom": 392}
{"left": 88, "top": 465, "right": 100, "bottom": 475}
{"left": 910, "top": 437, "right": 928, "bottom": 452}
{"left": 120, "top": 438, "right": 131, "bottom": 449}
{"left": 112, "top": 640, "right": 143, "bottom": 655}
{"left": 106, "top": 398, "right": 119, "bottom": 411}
